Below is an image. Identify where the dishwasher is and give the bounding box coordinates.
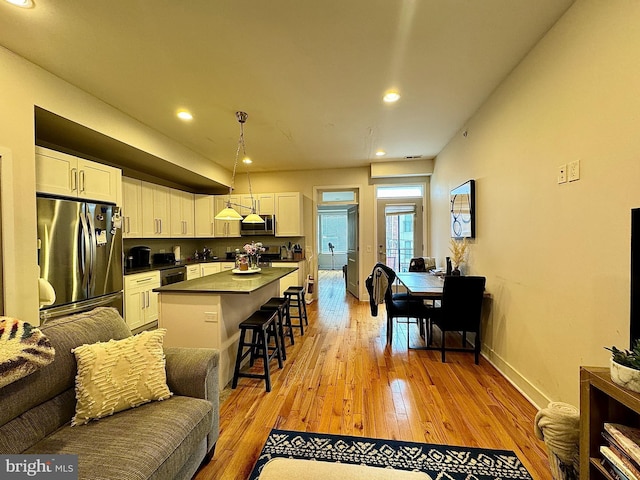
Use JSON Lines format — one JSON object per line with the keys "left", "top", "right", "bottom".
{"left": 160, "top": 266, "right": 186, "bottom": 286}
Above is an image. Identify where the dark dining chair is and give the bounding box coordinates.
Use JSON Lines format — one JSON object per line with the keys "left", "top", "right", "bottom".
{"left": 426, "top": 275, "right": 486, "bottom": 364}
{"left": 365, "top": 263, "right": 430, "bottom": 346}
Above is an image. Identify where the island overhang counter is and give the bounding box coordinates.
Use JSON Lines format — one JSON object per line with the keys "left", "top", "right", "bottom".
{"left": 154, "top": 266, "right": 298, "bottom": 389}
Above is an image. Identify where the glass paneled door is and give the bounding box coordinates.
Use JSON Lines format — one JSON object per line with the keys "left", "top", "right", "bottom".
{"left": 376, "top": 199, "right": 423, "bottom": 272}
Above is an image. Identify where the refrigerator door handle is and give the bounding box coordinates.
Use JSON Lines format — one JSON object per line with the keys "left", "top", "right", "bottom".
{"left": 79, "top": 211, "right": 91, "bottom": 290}
{"left": 87, "top": 212, "right": 98, "bottom": 292}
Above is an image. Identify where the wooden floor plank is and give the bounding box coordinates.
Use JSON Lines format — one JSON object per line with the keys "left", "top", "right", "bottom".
{"left": 194, "top": 270, "right": 552, "bottom": 480}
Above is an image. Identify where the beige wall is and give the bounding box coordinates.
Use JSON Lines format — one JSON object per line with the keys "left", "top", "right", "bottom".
{"left": 0, "top": 46, "right": 229, "bottom": 324}
{"left": 430, "top": 0, "right": 640, "bottom": 406}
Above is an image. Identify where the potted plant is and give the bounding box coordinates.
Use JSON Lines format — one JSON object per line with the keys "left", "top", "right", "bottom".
{"left": 606, "top": 340, "right": 640, "bottom": 393}
{"left": 449, "top": 238, "right": 468, "bottom": 275}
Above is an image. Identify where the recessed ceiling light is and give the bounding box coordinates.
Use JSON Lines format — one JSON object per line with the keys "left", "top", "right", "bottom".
{"left": 176, "top": 110, "right": 193, "bottom": 121}
{"left": 242, "top": 157, "right": 252, "bottom": 164}
{"left": 383, "top": 90, "right": 400, "bottom": 103}
{"left": 5, "top": 0, "right": 34, "bottom": 7}
{"left": 375, "top": 150, "right": 386, "bottom": 156}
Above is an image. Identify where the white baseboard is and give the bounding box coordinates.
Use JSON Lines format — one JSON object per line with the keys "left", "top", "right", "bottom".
{"left": 481, "top": 346, "right": 551, "bottom": 411}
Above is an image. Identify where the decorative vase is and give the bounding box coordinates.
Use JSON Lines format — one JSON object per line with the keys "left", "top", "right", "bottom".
{"left": 239, "top": 262, "right": 248, "bottom": 271}
{"left": 610, "top": 358, "right": 640, "bottom": 393}
{"left": 452, "top": 266, "right": 461, "bottom": 276}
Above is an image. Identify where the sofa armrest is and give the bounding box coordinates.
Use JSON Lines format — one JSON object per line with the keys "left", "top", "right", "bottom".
{"left": 164, "top": 347, "right": 219, "bottom": 400}
{"left": 164, "top": 347, "right": 220, "bottom": 454}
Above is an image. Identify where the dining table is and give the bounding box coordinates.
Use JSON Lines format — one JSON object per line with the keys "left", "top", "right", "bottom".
{"left": 394, "top": 271, "right": 445, "bottom": 298}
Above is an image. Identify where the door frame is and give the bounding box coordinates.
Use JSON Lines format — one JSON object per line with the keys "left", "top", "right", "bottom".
{"left": 312, "top": 185, "right": 362, "bottom": 298}
{"left": 373, "top": 182, "right": 429, "bottom": 271}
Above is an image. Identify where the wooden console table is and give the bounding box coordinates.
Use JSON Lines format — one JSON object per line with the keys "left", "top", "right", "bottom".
{"left": 580, "top": 366, "right": 640, "bottom": 479}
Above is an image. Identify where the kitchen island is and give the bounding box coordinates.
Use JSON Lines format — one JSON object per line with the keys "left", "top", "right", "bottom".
{"left": 155, "top": 266, "right": 298, "bottom": 389}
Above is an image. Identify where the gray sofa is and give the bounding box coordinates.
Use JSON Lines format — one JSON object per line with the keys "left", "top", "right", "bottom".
{"left": 0, "top": 307, "right": 219, "bottom": 480}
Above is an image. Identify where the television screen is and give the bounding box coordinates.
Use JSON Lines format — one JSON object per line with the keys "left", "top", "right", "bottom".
{"left": 450, "top": 180, "right": 475, "bottom": 238}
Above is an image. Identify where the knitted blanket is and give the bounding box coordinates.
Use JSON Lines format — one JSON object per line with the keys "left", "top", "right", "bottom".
{"left": 0, "top": 317, "right": 55, "bottom": 389}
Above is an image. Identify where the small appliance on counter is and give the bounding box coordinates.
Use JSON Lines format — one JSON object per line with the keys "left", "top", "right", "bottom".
{"left": 153, "top": 252, "right": 176, "bottom": 266}
{"left": 129, "top": 246, "right": 151, "bottom": 269}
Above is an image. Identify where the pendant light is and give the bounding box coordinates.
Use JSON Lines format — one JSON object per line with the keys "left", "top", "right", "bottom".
{"left": 214, "top": 111, "right": 264, "bottom": 223}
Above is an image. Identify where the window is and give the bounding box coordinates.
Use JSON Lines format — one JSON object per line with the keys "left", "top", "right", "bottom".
{"left": 318, "top": 208, "right": 347, "bottom": 253}
{"left": 376, "top": 185, "right": 423, "bottom": 199}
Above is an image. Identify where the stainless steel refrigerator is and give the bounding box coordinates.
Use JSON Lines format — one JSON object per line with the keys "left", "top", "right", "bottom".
{"left": 37, "top": 196, "right": 123, "bottom": 321}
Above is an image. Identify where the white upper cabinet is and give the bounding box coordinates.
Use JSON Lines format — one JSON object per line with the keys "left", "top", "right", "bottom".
{"left": 141, "top": 181, "right": 170, "bottom": 238}
{"left": 214, "top": 195, "right": 241, "bottom": 237}
{"left": 194, "top": 194, "right": 215, "bottom": 238}
{"left": 122, "top": 177, "right": 142, "bottom": 238}
{"left": 275, "top": 192, "right": 303, "bottom": 236}
{"left": 170, "top": 189, "right": 195, "bottom": 237}
{"left": 240, "top": 193, "right": 275, "bottom": 215}
{"left": 36, "top": 146, "right": 121, "bottom": 204}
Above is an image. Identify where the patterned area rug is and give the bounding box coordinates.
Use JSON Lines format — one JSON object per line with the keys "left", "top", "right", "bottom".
{"left": 249, "top": 429, "right": 534, "bottom": 480}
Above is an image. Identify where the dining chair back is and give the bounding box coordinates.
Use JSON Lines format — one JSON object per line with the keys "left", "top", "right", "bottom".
{"left": 430, "top": 275, "right": 486, "bottom": 363}
{"left": 408, "top": 258, "right": 427, "bottom": 272}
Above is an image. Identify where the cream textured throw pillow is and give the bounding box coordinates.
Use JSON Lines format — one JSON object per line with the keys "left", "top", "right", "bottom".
{"left": 71, "top": 329, "right": 172, "bottom": 426}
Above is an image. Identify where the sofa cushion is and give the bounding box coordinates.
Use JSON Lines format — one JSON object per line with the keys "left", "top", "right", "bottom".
{"left": 0, "top": 317, "right": 55, "bottom": 388}
{"left": 26, "top": 395, "right": 213, "bottom": 480}
{"left": 0, "top": 308, "right": 131, "bottom": 430}
{"left": 71, "top": 329, "right": 172, "bottom": 426}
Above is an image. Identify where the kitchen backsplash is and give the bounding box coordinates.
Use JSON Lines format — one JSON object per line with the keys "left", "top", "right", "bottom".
{"left": 123, "top": 236, "right": 305, "bottom": 263}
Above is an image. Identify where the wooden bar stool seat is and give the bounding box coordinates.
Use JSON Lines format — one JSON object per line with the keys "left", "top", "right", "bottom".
{"left": 283, "top": 286, "right": 308, "bottom": 335}
{"left": 261, "top": 297, "right": 294, "bottom": 358}
{"left": 232, "top": 310, "right": 283, "bottom": 392}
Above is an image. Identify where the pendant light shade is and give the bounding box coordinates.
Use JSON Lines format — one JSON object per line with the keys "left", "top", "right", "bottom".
{"left": 242, "top": 212, "right": 264, "bottom": 223}
{"left": 215, "top": 205, "right": 243, "bottom": 221}
{"left": 214, "top": 112, "right": 264, "bottom": 223}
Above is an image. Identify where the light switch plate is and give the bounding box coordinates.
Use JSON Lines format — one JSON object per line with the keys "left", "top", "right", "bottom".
{"left": 558, "top": 164, "right": 567, "bottom": 184}
{"left": 568, "top": 160, "right": 580, "bottom": 182}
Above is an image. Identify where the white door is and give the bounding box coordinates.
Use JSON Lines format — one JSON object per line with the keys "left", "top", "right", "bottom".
{"left": 346, "top": 205, "right": 359, "bottom": 298}
{"left": 376, "top": 199, "right": 423, "bottom": 272}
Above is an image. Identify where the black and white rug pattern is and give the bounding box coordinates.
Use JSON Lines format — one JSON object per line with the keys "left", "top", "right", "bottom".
{"left": 249, "top": 429, "right": 534, "bottom": 480}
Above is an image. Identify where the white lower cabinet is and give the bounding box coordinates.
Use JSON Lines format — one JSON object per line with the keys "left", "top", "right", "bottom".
{"left": 186, "top": 264, "right": 201, "bottom": 280}
{"left": 272, "top": 261, "right": 305, "bottom": 295}
{"left": 220, "top": 262, "right": 235, "bottom": 272}
{"left": 200, "top": 263, "right": 221, "bottom": 277}
{"left": 124, "top": 271, "right": 160, "bottom": 331}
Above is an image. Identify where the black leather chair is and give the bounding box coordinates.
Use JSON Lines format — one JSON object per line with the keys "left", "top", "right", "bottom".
{"left": 426, "top": 275, "right": 486, "bottom": 364}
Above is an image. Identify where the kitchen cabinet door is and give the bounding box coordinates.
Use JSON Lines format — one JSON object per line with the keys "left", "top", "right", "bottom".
{"left": 214, "top": 195, "right": 241, "bottom": 237}
{"left": 275, "top": 192, "right": 303, "bottom": 236}
{"left": 122, "top": 177, "right": 142, "bottom": 238}
{"left": 76, "top": 158, "right": 121, "bottom": 204}
{"left": 170, "top": 189, "right": 195, "bottom": 237}
{"left": 195, "top": 194, "right": 215, "bottom": 237}
{"left": 35, "top": 146, "right": 121, "bottom": 204}
{"left": 186, "top": 265, "right": 201, "bottom": 280}
{"left": 272, "top": 261, "right": 304, "bottom": 295}
{"left": 141, "top": 181, "right": 170, "bottom": 238}
{"left": 200, "top": 263, "right": 221, "bottom": 277}
{"left": 124, "top": 271, "right": 160, "bottom": 331}
{"left": 220, "top": 262, "right": 235, "bottom": 272}
{"left": 240, "top": 193, "right": 275, "bottom": 215}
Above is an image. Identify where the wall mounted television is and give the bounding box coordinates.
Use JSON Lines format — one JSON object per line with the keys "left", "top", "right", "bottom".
{"left": 450, "top": 180, "right": 475, "bottom": 238}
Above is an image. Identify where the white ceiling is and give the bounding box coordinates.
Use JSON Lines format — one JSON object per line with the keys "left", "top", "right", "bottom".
{"left": 0, "top": 0, "right": 575, "bottom": 179}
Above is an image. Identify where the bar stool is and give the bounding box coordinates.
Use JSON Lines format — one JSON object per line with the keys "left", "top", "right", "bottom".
{"left": 232, "top": 310, "right": 283, "bottom": 392}
{"left": 260, "top": 297, "right": 294, "bottom": 359}
{"left": 283, "top": 286, "right": 308, "bottom": 335}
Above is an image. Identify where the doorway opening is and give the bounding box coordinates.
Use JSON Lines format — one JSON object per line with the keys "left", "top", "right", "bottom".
{"left": 315, "top": 188, "right": 359, "bottom": 299}
{"left": 376, "top": 184, "right": 424, "bottom": 272}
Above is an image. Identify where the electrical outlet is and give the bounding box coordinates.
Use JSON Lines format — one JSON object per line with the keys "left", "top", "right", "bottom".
{"left": 558, "top": 164, "right": 567, "bottom": 184}
{"left": 204, "top": 312, "right": 218, "bottom": 323}
{"left": 568, "top": 160, "right": 580, "bottom": 182}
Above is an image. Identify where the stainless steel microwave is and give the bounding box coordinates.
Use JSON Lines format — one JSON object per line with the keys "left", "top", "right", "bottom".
{"left": 240, "top": 214, "right": 275, "bottom": 236}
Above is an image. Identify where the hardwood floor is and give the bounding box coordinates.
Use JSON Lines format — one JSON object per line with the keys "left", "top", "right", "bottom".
{"left": 195, "top": 270, "right": 551, "bottom": 480}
